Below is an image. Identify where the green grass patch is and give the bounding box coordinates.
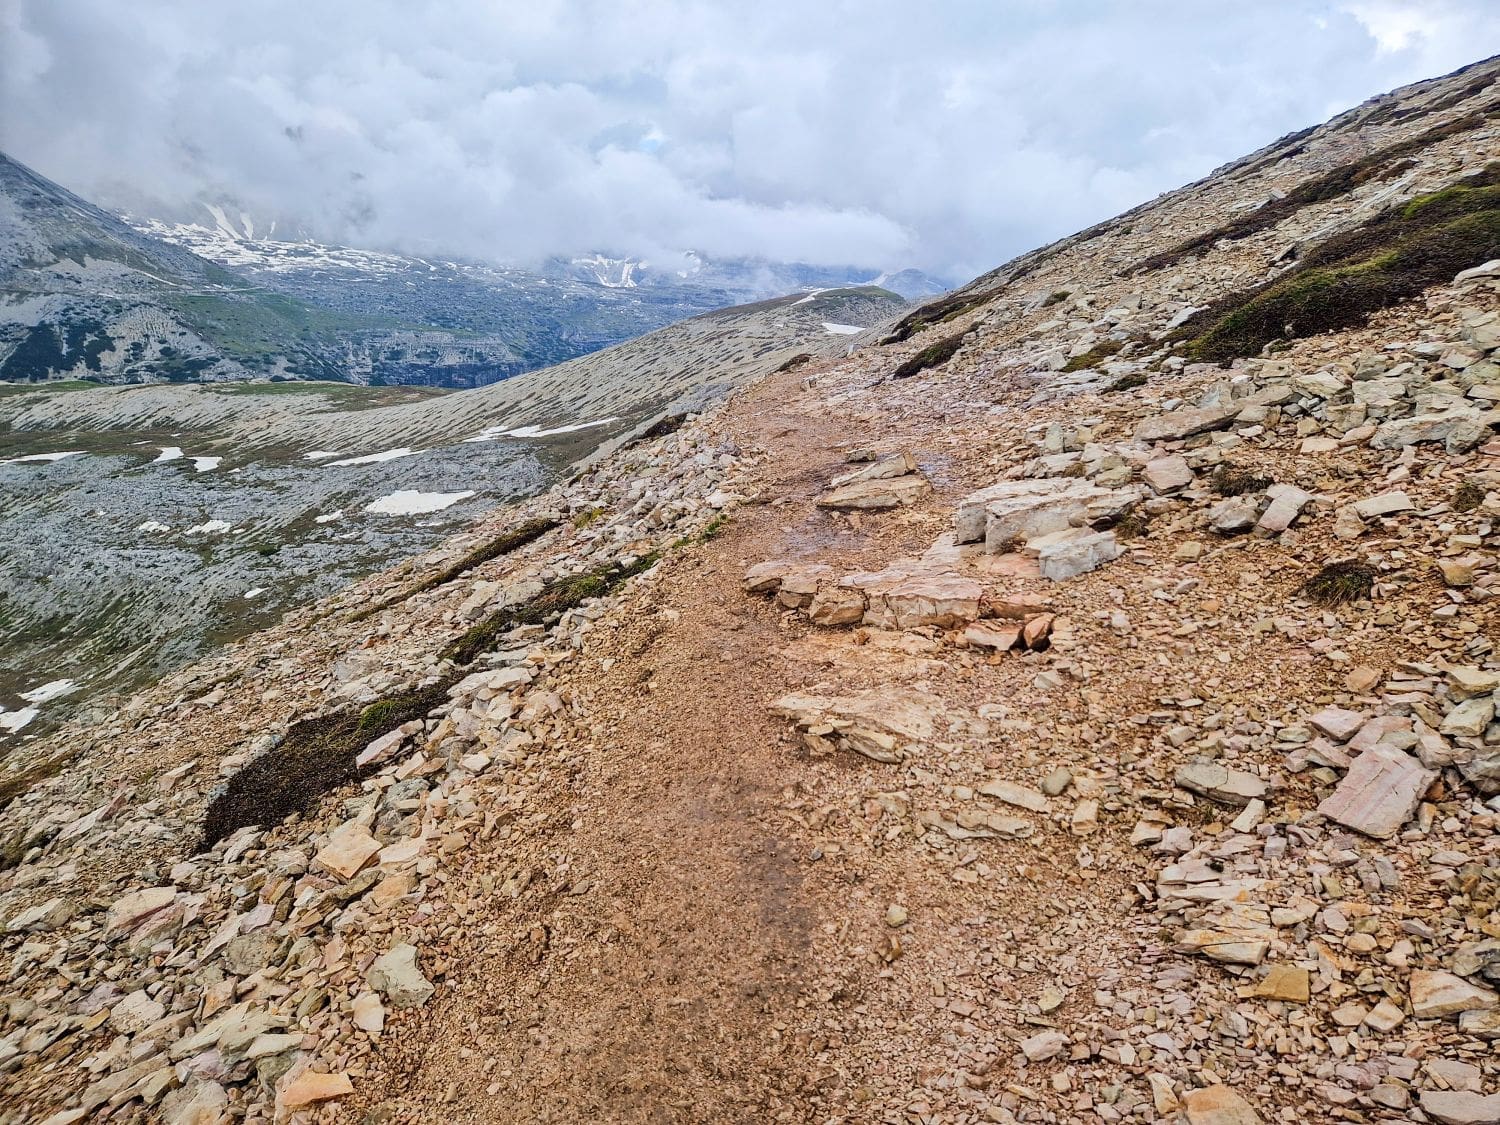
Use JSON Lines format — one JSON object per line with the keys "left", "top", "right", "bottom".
{"left": 1042, "top": 290, "right": 1070, "bottom": 307}
{"left": 1173, "top": 163, "right": 1500, "bottom": 363}
{"left": 892, "top": 331, "right": 965, "bottom": 379}
{"left": 199, "top": 674, "right": 458, "bottom": 850}
{"left": 442, "top": 550, "right": 662, "bottom": 666}
{"left": 1061, "top": 338, "right": 1127, "bottom": 373}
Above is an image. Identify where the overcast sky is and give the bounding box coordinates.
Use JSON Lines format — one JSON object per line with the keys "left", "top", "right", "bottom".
{"left": 2, "top": 1, "right": 1496, "bottom": 281}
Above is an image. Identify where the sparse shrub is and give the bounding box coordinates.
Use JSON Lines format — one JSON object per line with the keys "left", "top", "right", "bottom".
{"left": 572, "top": 507, "right": 605, "bottom": 528}
{"left": 442, "top": 550, "right": 662, "bottom": 666}
{"left": 1451, "top": 480, "right": 1485, "bottom": 512}
{"left": 1173, "top": 163, "right": 1500, "bottom": 363}
{"left": 1301, "top": 560, "right": 1377, "bottom": 606}
{"left": 892, "top": 331, "right": 966, "bottom": 379}
{"left": 774, "top": 353, "right": 814, "bottom": 374}
{"left": 1061, "top": 338, "right": 1126, "bottom": 373}
{"left": 1043, "top": 290, "right": 1070, "bottom": 307}
{"left": 1106, "top": 371, "right": 1148, "bottom": 393}
{"left": 1211, "top": 465, "right": 1274, "bottom": 496}
{"left": 1113, "top": 510, "right": 1150, "bottom": 540}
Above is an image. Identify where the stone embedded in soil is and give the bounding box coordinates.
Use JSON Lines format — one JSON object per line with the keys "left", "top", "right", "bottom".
{"left": 1250, "top": 964, "right": 1309, "bottom": 1003}
{"left": 815, "top": 473, "right": 931, "bottom": 510}
{"left": 1134, "top": 403, "right": 1240, "bottom": 443}
{"left": 1419, "top": 1090, "right": 1500, "bottom": 1125}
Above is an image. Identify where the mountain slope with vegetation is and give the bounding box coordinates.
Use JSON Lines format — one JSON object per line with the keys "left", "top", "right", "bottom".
{"left": 1, "top": 55, "right": 1498, "bottom": 1125}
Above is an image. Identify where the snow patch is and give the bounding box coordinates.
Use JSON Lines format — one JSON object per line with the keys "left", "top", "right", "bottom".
{"left": 0, "top": 450, "right": 84, "bottom": 465}
{"left": 138, "top": 520, "right": 172, "bottom": 533}
{"left": 464, "top": 417, "right": 618, "bottom": 442}
{"left": 314, "top": 510, "right": 344, "bottom": 524}
{"left": 185, "top": 519, "right": 234, "bottom": 535}
{"left": 822, "top": 322, "right": 865, "bottom": 335}
{"left": 153, "top": 446, "right": 184, "bottom": 463}
{"left": 327, "top": 447, "right": 417, "bottom": 466}
{"left": 365, "top": 490, "right": 476, "bottom": 515}
{"left": 303, "top": 450, "right": 341, "bottom": 461}
{"left": 192, "top": 457, "right": 222, "bottom": 472}
{"left": 244, "top": 587, "right": 267, "bottom": 600}
{"left": 0, "top": 708, "right": 39, "bottom": 734}
{"left": 21, "top": 679, "right": 77, "bottom": 705}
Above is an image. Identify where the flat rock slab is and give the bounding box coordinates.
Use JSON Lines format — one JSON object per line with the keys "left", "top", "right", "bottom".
{"left": 1135, "top": 403, "right": 1240, "bottom": 443}
{"left": 772, "top": 691, "right": 941, "bottom": 763}
{"left": 828, "top": 450, "right": 917, "bottom": 488}
{"left": 316, "top": 821, "right": 382, "bottom": 881}
{"left": 280, "top": 1070, "right": 354, "bottom": 1110}
{"left": 1181, "top": 1085, "right": 1263, "bottom": 1124}
{"left": 817, "top": 473, "right": 931, "bottom": 510}
{"left": 1352, "top": 490, "right": 1413, "bottom": 519}
{"left": 1419, "top": 1090, "right": 1500, "bottom": 1125}
{"left": 1409, "top": 969, "right": 1499, "bottom": 1019}
{"left": 1317, "top": 745, "right": 1435, "bottom": 839}
{"left": 1175, "top": 761, "right": 1267, "bottom": 806}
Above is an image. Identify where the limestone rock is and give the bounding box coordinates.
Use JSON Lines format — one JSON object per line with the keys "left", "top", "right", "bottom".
{"left": 1419, "top": 1090, "right": 1500, "bottom": 1125}
{"left": 1036, "top": 530, "right": 1121, "bottom": 581}
{"left": 1180, "top": 1084, "right": 1262, "bottom": 1124}
{"left": 771, "top": 691, "right": 939, "bottom": 763}
{"left": 1142, "top": 455, "right": 1193, "bottom": 494}
{"left": 1175, "top": 761, "right": 1267, "bottom": 806}
{"left": 816, "top": 473, "right": 931, "bottom": 510}
{"left": 1135, "top": 404, "right": 1240, "bottom": 443}
{"left": 280, "top": 1070, "right": 354, "bottom": 1110}
{"left": 1409, "top": 969, "right": 1498, "bottom": 1019}
{"left": 315, "top": 820, "right": 382, "bottom": 881}
{"left": 1316, "top": 746, "right": 1434, "bottom": 839}
{"left": 368, "top": 943, "right": 434, "bottom": 1009}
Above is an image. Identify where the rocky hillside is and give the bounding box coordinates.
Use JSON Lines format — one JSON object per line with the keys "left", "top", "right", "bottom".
{"left": 1, "top": 56, "right": 1498, "bottom": 1125}
{"left": 0, "top": 286, "right": 902, "bottom": 736}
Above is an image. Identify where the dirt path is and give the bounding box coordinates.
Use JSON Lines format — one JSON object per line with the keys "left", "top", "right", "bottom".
{"left": 357, "top": 376, "right": 879, "bottom": 1122}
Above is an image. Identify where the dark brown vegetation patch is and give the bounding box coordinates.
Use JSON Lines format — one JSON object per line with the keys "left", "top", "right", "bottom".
{"left": 879, "top": 289, "right": 992, "bottom": 345}
{"left": 1300, "top": 560, "right": 1377, "bottom": 606}
{"left": 891, "top": 332, "right": 966, "bottom": 379}
{"left": 1171, "top": 162, "right": 1500, "bottom": 363}
{"left": 199, "top": 675, "right": 458, "bottom": 850}
{"left": 350, "top": 517, "right": 559, "bottom": 623}
{"left": 1211, "top": 465, "right": 1275, "bottom": 496}
{"left": 442, "top": 550, "right": 661, "bottom": 666}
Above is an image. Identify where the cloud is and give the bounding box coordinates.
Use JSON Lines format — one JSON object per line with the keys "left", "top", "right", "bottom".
{"left": 1, "top": 0, "right": 1495, "bottom": 281}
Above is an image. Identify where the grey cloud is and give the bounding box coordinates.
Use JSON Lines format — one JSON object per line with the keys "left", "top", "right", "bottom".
{"left": 1, "top": 0, "right": 1495, "bottom": 280}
